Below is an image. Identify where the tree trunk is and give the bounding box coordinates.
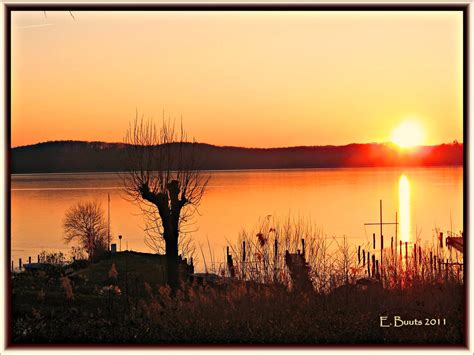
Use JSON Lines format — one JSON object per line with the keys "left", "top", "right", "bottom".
{"left": 165, "top": 235, "right": 179, "bottom": 292}
{"left": 139, "top": 181, "right": 182, "bottom": 293}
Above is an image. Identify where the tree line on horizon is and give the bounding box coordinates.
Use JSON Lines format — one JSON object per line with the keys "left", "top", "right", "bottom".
{"left": 11, "top": 140, "right": 463, "bottom": 174}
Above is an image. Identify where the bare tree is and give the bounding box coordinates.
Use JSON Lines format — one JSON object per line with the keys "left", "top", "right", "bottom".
{"left": 122, "top": 115, "right": 209, "bottom": 290}
{"left": 63, "top": 201, "right": 109, "bottom": 260}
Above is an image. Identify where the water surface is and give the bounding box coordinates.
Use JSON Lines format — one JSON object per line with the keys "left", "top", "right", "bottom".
{"left": 11, "top": 167, "right": 463, "bottom": 270}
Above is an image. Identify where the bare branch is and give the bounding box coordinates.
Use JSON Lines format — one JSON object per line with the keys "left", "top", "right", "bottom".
{"left": 122, "top": 113, "right": 210, "bottom": 259}
{"left": 63, "top": 200, "right": 109, "bottom": 260}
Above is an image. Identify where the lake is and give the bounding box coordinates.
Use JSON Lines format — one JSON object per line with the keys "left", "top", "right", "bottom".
{"left": 11, "top": 167, "right": 463, "bottom": 271}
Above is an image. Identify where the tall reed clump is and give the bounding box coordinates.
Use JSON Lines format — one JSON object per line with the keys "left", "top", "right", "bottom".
{"left": 227, "top": 216, "right": 463, "bottom": 293}
{"left": 373, "top": 230, "right": 464, "bottom": 289}
{"left": 227, "top": 215, "right": 364, "bottom": 293}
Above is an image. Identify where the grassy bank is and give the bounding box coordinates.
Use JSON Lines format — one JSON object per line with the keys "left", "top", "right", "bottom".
{"left": 10, "top": 251, "right": 464, "bottom": 345}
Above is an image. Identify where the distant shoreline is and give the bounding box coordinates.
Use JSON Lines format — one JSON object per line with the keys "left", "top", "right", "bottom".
{"left": 11, "top": 140, "right": 463, "bottom": 174}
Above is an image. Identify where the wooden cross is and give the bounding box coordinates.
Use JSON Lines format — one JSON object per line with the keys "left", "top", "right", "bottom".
{"left": 364, "top": 200, "right": 398, "bottom": 266}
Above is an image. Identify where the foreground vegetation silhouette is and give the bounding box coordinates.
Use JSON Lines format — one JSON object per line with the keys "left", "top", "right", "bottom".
{"left": 11, "top": 216, "right": 463, "bottom": 344}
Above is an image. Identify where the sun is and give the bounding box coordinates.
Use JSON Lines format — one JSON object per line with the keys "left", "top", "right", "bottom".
{"left": 391, "top": 120, "right": 426, "bottom": 148}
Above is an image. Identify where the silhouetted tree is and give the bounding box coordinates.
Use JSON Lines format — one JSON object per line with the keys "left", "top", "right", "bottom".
{"left": 63, "top": 201, "right": 108, "bottom": 260}
{"left": 123, "top": 115, "right": 209, "bottom": 291}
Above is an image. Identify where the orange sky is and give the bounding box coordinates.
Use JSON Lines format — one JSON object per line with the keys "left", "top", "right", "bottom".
{"left": 11, "top": 11, "right": 463, "bottom": 148}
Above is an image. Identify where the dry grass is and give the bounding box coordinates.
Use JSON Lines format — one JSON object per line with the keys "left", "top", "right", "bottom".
{"left": 11, "top": 218, "right": 464, "bottom": 344}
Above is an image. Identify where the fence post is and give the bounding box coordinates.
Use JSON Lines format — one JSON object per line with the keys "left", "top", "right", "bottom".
{"left": 28, "top": 256, "right": 31, "bottom": 265}
{"left": 446, "top": 258, "right": 449, "bottom": 280}
{"left": 358, "top": 246, "right": 361, "bottom": 264}
{"left": 414, "top": 244, "right": 417, "bottom": 267}
{"left": 380, "top": 234, "right": 384, "bottom": 266}
{"left": 371, "top": 254, "right": 375, "bottom": 278}
{"left": 363, "top": 249, "right": 366, "bottom": 266}
{"left": 227, "top": 253, "right": 235, "bottom": 278}
{"left": 439, "top": 232, "right": 443, "bottom": 248}
{"left": 242, "top": 241, "right": 246, "bottom": 279}
{"left": 19, "top": 258, "right": 22, "bottom": 270}
{"left": 373, "top": 233, "right": 376, "bottom": 249}
{"left": 37, "top": 255, "right": 40, "bottom": 263}
{"left": 273, "top": 238, "right": 278, "bottom": 281}
{"left": 367, "top": 252, "right": 371, "bottom": 277}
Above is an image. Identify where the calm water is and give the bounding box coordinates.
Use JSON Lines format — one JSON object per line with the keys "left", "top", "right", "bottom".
{"left": 11, "top": 167, "right": 463, "bottom": 270}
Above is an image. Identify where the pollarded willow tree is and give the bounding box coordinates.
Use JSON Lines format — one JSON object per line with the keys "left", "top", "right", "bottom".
{"left": 122, "top": 115, "right": 209, "bottom": 290}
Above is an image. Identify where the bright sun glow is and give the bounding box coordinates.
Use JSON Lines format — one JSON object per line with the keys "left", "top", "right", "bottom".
{"left": 391, "top": 120, "right": 425, "bottom": 148}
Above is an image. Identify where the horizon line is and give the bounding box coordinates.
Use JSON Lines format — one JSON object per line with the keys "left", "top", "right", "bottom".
{"left": 11, "top": 139, "right": 463, "bottom": 150}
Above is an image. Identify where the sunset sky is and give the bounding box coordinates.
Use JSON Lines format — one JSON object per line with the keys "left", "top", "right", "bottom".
{"left": 11, "top": 10, "right": 463, "bottom": 148}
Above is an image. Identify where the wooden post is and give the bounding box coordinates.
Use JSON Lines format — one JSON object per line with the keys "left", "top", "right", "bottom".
{"left": 414, "top": 244, "right": 417, "bottom": 266}
{"left": 446, "top": 258, "right": 449, "bottom": 280}
{"left": 358, "top": 246, "right": 361, "bottom": 264}
{"left": 380, "top": 234, "right": 384, "bottom": 266}
{"left": 227, "top": 253, "right": 235, "bottom": 278}
{"left": 242, "top": 241, "right": 246, "bottom": 279}
{"left": 373, "top": 233, "right": 376, "bottom": 249}
{"left": 28, "top": 256, "right": 31, "bottom": 265}
{"left": 395, "top": 211, "right": 398, "bottom": 254}
{"left": 367, "top": 252, "right": 371, "bottom": 277}
{"left": 371, "top": 254, "right": 375, "bottom": 278}
{"left": 363, "top": 249, "right": 366, "bottom": 266}
{"left": 19, "top": 258, "right": 22, "bottom": 270}
{"left": 379, "top": 199, "right": 383, "bottom": 250}
{"left": 439, "top": 232, "right": 443, "bottom": 248}
{"left": 37, "top": 255, "right": 40, "bottom": 263}
{"left": 273, "top": 238, "right": 278, "bottom": 281}
{"left": 107, "top": 193, "right": 110, "bottom": 251}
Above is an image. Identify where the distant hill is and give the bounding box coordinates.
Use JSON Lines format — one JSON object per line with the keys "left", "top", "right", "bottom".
{"left": 10, "top": 140, "right": 463, "bottom": 174}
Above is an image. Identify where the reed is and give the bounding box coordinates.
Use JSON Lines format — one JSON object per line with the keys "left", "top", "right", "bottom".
{"left": 228, "top": 217, "right": 463, "bottom": 292}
